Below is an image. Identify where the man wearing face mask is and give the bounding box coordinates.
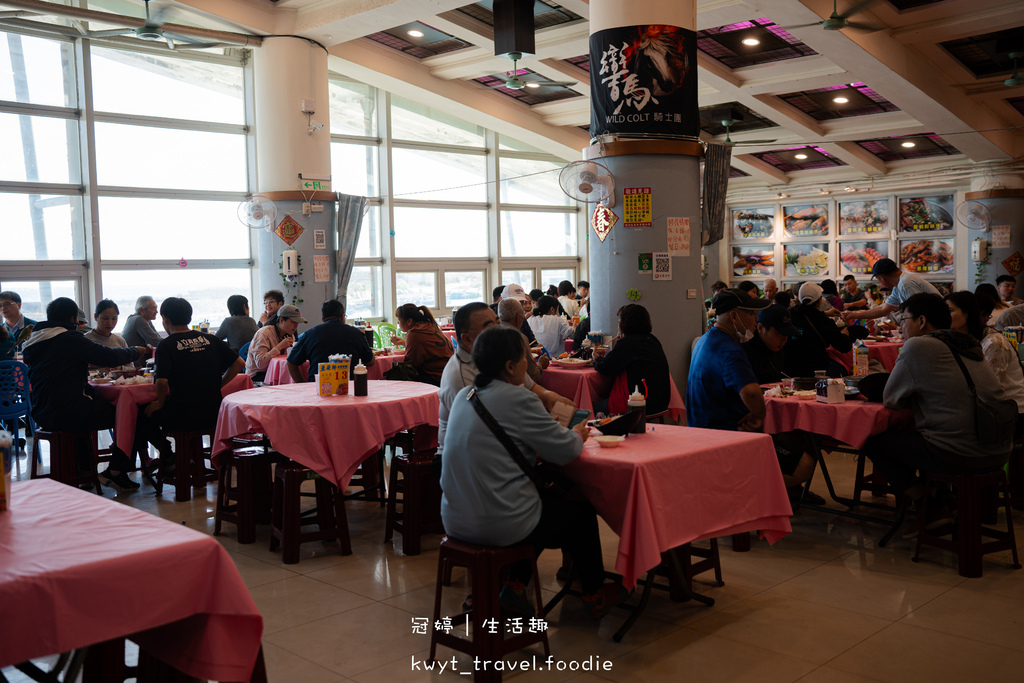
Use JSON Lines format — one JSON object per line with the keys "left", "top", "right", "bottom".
{"left": 687, "top": 288, "right": 771, "bottom": 431}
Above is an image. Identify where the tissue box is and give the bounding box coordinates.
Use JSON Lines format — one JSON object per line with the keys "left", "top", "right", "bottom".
{"left": 816, "top": 379, "right": 845, "bottom": 404}
{"left": 317, "top": 361, "right": 350, "bottom": 397}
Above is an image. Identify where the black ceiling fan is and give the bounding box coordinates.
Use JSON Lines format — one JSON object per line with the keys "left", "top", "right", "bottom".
{"left": 780, "top": 0, "right": 882, "bottom": 33}
{"left": 487, "top": 52, "right": 577, "bottom": 91}
{"left": 950, "top": 51, "right": 1024, "bottom": 88}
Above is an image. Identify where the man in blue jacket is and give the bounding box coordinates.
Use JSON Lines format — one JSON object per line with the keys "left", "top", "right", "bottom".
{"left": 23, "top": 297, "right": 152, "bottom": 491}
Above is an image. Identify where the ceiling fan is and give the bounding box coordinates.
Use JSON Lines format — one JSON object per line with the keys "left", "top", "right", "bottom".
{"left": 780, "top": 0, "right": 881, "bottom": 33}
{"left": 488, "top": 52, "right": 576, "bottom": 91}
{"left": 86, "top": 0, "right": 224, "bottom": 50}
{"left": 950, "top": 52, "right": 1024, "bottom": 88}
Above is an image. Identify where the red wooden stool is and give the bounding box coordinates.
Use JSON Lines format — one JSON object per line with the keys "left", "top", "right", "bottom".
{"left": 214, "top": 446, "right": 276, "bottom": 544}
{"left": 161, "top": 430, "right": 215, "bottom": 502}
{"left": 269, "top": 461, "right": 352, "bottom": 564}
{"left": 31, "top": 429, "right": 102, "bottom": 494}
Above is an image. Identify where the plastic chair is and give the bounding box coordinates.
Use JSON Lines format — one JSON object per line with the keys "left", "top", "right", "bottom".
{"left": 239, "top": 341, "right": 251, "bottom": 360}
{"left": 0, "top": 361, "right": 34, "bottom": 466}
{"left": 373, "top": 322, "right": 403, "bottom": 349}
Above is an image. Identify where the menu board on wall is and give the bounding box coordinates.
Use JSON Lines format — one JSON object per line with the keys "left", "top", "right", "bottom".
{"left": 732, "top": 208, "right": 774, "bottom": 241}
{"left": 784, "top": 243, "right": 829, "bottom": 277}
{"left": 782, "top": 204, "right": 829, "bottom": 238}
{"left": 900, "top": 238, "right": 954, "bottom": 274}
{"left": 840, "top": 241, "right": 888, "bottom": 275}
{"left": 898, "top": 196, "right": 954, "bottom": 232}
{"left": 733, "top": 246, "right": 774, "bottom": 276}
{"left": 839, "top": 199, "right": 889, "bottom": 235}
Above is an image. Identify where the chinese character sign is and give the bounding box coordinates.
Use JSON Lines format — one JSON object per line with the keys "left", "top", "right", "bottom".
{"left": 666, "top": 217, "right": 690, "bottom": 256}
{"left": 623, "top": 187, "right": 652, "bottom": 227}
{"left": 589, "top": 25, "right": 698, "bottom": 138}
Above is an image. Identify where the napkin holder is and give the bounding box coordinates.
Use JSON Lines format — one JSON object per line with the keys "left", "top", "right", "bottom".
{"left": 816, "top": 378, "right": 845, "bottom": 404}
{"left": 317, "top": 360, "right": 350, "bottom": 397}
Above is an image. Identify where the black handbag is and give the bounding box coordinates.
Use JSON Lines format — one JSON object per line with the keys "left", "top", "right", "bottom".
{"left": 944, "top": 340, "right": 1018, "bottom": 448}
{"left": 466, "top": 387, "right": 571, "bottom": 498}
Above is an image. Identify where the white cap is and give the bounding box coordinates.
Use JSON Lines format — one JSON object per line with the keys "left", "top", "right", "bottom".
{"left": 798, "top": 282, "right": 824, "bottom": 304}
{"left": 501, "top": 283, "right": 529, "bottom": 301}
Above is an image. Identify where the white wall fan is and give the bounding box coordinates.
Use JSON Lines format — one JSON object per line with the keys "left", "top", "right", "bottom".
{"left": 955, "top": 200, "right": 992, "bottom": 231}
{"left": 558, "top": 161, "right": 615, "bottom": 208}
{"left": 237, "top": 195, "right": 278, "bottom": 232}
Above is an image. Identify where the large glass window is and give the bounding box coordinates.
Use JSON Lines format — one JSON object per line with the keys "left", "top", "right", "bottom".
{"left": 391, "top": 95, "right": 484, "bottom": 146}
{"left": 98, "top": 198, "right": 249, "bottom": 260}
{"left": 395, "top": 272, "right": 437, "bottom": 308}
{"left": 102, "top": 268, "right": 252, "bottom": 333}
{"left": 500, "top": 158, "right": 571, "bottom": 206}
{"left": 391, "top": 149, "right": 486, "bottom": 202}
{"left": 393, "top": 207, "right": 488, "bottom": 258}
{"left": 91, "top": 48, "right": 243, "bottom": 124}
{"left": 501, "top": 270, "right": 534, "bottom": 292}
{"left": 0, "top": 32, "right": 75, "bottom": 107}
{"left": 347, "top": 266, "right": 383, "bottom": 318}
{"left": 355, "top": 206, "right": 381, "bottom": 258}
{"left": 2, "top": 193, "right": 84, "bottom": 260}
{"left": 0, "top": 113, "right": 79, "bottom": 184}
{"left": 444, "top": 271, "right": 485, "bottom": 308}
{"left": 94, "top": 123, "right": 246, "bottom": 190}
{"left": 501, "top": 211, "right": 577, "bottom": 257}
{"left": 541, "top": 268, "right": 575, "bottom": 292}
{"left": 331, "top": 142, "right": 378, "bottom": 196}
{"left": 0, "top": 279, "right": 79, "bottom": 322}
{"left": 328, "top": 80, "right": 377, "bottom": 137}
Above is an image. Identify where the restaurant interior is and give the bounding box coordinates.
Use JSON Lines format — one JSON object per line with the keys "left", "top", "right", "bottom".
{"left": 3, "top": 0, "right": 1024, "bottom": 681}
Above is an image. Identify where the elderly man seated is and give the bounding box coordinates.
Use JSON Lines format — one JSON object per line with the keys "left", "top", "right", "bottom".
{"left": 863, "top": 293, "right": 1016, "bottom": 533}
{"left": 497, "top": 298, "right": 545, "bottom": 383}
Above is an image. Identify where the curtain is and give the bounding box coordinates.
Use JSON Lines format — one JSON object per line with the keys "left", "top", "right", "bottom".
{"left": 335, "top": 192, "right": 369, "bottom": 311}
{"left": 701, "top": 142, "right": 732, "bottom": 246}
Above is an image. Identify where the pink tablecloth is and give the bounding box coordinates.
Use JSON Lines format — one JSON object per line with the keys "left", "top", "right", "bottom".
{"left": 832, "top": 340, "right": 904, "bottom": 374}
{"left": 212, "top": 381, "right": 439, "bottom": 489}
{"left": 92, "top": 374, "right": 254, "bottom": 456}
{"left": 263, "top": 354, "right": 405, "bottom": 385}
{"left": 538, "top": 367, "right": 686, "bottom": 422}
{"left": 0, "top": 479, "right": 262, "bottom": 680}
{"left": 563, "top": 426, "right": 791, "bottom": 588}
{"left": 763, "top": 395, "right": 912, "bottom": 448}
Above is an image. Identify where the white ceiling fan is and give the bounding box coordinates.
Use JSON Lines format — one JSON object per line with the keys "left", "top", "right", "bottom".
{"left": 487, "top": 52, "right": 576, "bottom": 91}
{"left": 85, "top": 0, "right": 225, "bottom": 50}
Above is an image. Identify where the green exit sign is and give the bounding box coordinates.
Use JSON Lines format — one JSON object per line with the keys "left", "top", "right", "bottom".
{"left": 301, "top": 180, "right": 331, "bottom": 191}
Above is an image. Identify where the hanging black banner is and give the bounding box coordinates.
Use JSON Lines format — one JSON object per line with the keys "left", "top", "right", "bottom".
{"left": 588, "top": 24, "right": 698, "bottom": 139}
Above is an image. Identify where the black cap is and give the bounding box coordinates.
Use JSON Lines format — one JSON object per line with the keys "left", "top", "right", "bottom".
{"left": 758, "top": 305, "right": 798, "bottom": 336}
{"left": 871, "top": 258, "right": 899, "bottom": 278}
{"left": 713, "top": 288, "right": 772, "bottom": 315}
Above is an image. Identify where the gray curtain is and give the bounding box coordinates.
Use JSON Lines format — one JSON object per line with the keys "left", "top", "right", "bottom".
{"left": 701, "top": 142, "right": 732, "bottom": 246}
{"left": 335, "top": 192, "right": 369, "bottom": 310}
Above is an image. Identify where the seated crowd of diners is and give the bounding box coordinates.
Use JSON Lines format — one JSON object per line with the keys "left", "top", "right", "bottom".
{"left": 5, "top": 259, "right": 1021, "bottom": 619}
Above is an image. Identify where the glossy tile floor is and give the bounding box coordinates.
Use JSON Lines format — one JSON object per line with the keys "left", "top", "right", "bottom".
{"left": 6, "top": 447, "right": 1024, "bottom": 682}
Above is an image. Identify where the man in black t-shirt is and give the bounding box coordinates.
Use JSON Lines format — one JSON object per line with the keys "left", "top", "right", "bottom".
{"left": 146, "top": 297, "right": 244, "bottom": 432}
{"left": 743, "top": 305, "right": 796, "bottom": 385}
{"left": 286, "top": 300, "right": 375, "bottom": 382}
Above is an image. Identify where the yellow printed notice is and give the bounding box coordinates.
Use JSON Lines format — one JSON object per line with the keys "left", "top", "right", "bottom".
{"left": 623, "top": 187, "right": 652, "bottom": 228}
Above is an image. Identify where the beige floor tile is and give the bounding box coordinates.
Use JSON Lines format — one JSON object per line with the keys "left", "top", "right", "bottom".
{"left": 716, "top": 547, "right": 827, "bottom": 591}
{"left": 248, "top": 575, "right": 375, "bottom": 635}
{"left": 638, "top": 576, "right": 764, "bottom": 627}
{"left": 261, "top": 641, "right": 350, "bottom": 682}
{"left": 766, "top": 562, "right": 953, "bottom": 620}
{"left": 265, "top": 602, "right": 430, "bottom": 676}
{"left": 899, "top": 586, "right": 1024, "bottom": 652}
{"left": 227, "top": 550, "right": 300, "bottom": 588}
{"left": 795, "top": 666, "right": 885, "bottom": 682}
{"left": 688, "top": 593, "right": 890, "bottom": 665}
{"left": 305, "top": 548, "right": 444, "bottom": 600}
{"left": 827, "top": 622, "right": 1024, "bottom": 683}
{"left": 831, "top": 545, "right": 968, "bottom": 587}
{"left": 952, "top": 561, "right": 1024, "bottom": 600}
{"left": 600, "top": 628, "right": 817, "bottom": 683}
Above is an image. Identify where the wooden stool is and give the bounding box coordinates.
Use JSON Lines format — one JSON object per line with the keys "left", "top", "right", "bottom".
{"left": 429, "top": 537, "right": 549, "bottom": 682}
{"left": 913, "top": 468, "right": 1022, "bottom": 578}
{"left": 344, "top": 448, "right": 387, "bottom": 506}
{"left": 31, "top": 429, "right": 102, "bottom": 494}
{"left": 269, "top": 461, "right": 352, "bottom": 564}
{"left": 162, "top": 430, "right": 215, "bottom": 502}
{"left": 214, "top": 446, "right": 275, "bottom": 544}
{"left": 384, "top": 452, "right": 444, "bottom": 555}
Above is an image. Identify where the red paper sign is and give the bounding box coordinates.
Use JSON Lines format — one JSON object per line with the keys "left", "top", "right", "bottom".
{"left": 1003, "top": 251, "right": 1024, "bottom": 277}
{"left": 274, "top": 215, "right": 304, "bottom": 246}
{"left": 592, "top": 205, "right": 618, "bottom": 243}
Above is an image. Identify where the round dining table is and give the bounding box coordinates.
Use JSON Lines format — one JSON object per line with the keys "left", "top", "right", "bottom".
{"left": 262, "top": 353, "right": 406, "bottom": 385}
{"left": 538, "top": 364, "right": 687, "bottom": 422}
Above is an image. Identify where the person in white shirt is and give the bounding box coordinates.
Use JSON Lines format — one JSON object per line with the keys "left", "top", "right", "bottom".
{"left": 528, "top": 296, "right": 575, "bottom": 355}
{"left": 556, "top": 281, "right": 580, "bottom": 319}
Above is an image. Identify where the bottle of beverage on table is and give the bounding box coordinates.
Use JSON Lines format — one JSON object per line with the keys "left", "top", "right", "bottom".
{"left": 353, "top": 360, "right": 368, "bottom": 396}
{"left": 628, "top": 386, "right": 646, "bottom": 434}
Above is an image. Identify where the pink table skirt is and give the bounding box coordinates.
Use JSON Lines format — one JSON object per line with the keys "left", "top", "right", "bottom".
{"left": 263, "top": 354, "right": 404, "bottom": 385}
{"left": 832, "top": 340, "right": 904, "bottom": 374}
{"left": 538, "top": 367, "right": 686, "bottom": 422}
{"left": 213, "top": 381, "right": 439, "bottom": 490}
{"left": 92, "top": 374, "right": 254, "bottom": 456}
{"left": 0, "top": 479, "right": 262, "bottom": 680}
{"left": 563, "top": 426, "right": 791, "bottom": 588}
{"left": 763, "top": 395, "right": 912, "bottom": 449}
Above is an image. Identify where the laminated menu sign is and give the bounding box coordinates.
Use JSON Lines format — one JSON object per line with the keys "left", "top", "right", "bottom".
{"left": 666, "top": 217, "right": 690, "bottom": 256}
{"left": 840, "top": 241, "right": 888, "bottom": 275}
{"left": 898, "top": 196, "right": 954, "bottom": 232}
{"left": 784, "top": 243, "right": 829, "bottom": 277}
{"left": 318, "top": 359, "right": 350, "bottom": 396}
{"left": 733, "top": 246, "right": 774, "bottom": 276}
{"left": 783, "top": 204, "right": 829, "bottom": 238}
{"left": 732, "top": 208, "right": 774, "bottom": 240}
{"left": 900, "top": 239, "right": 953, "bottom": 274}
{"left": 623, "top": 187, "right": 652, "bottom": 227}
{"left": 839, "top": 200, "right": 888, "bottom": 235}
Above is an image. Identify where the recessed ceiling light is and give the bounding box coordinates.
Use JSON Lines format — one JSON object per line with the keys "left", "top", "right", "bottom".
{"left": 833, "top": 96, "right": 849, "bottom": 104}
{"left": 407, "top": 29, "right": 424, "bottom": 38}
{"left": 741, "top": 37, "right": 760, "bottom": 46}
{"left": 901, "top": 141, "right": 916, "bottom": 148}
{"left": 525, "top": 82, "right": 540, "bottom": 88}
{"left": 794, "top": 153, "right": 808, "bottom": 160}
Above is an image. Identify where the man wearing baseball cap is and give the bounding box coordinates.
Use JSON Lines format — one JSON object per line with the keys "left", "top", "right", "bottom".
{"left": 841, "top": 258, "right": 939, "bottom": 324}
{"left": 501, "top": 283, "right": 537, "bottom": 344}
{"left": 744, "top": 304, "right": 797, "bottom": 385}
{"left": 687, "top": 288, "right": 770, "bottom": 431}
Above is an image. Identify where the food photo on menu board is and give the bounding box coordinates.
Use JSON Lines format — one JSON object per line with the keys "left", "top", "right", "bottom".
{"left": 784, "top": 243, "right": 829, "bottom": 277}
{"left": 783, "top": 204, "right": 829, "bottom": 238}
{"left": 840, "top": 241, "right": 888, "bottom": 275}
{"left": 732, "top": 208, "right": 774, "bottom": 240}
{"left": 900, "top": 238, "right": 954, "bottom": 274}
{"left": 733, "top": 246, "right": 774, "bottom": 276}
{"left": 839, "top": 199, "right": 888, "bottom": 235}
{"left": 898, "top": 195, "right": 954, "bottom": 232}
